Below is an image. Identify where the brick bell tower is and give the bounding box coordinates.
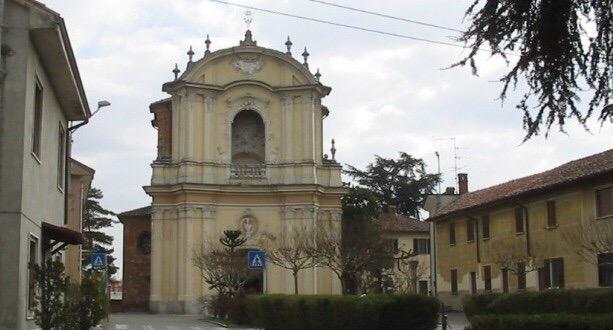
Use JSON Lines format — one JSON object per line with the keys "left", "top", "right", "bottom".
{"left": 141, "top": 30, "right": 346, "bottom": 314}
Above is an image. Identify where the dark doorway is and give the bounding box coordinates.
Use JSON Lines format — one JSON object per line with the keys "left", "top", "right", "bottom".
{"left": 238, "top": 249, "right": 264, "bottom": 294}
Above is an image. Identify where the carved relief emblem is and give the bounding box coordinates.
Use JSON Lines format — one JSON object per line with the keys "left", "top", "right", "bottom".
{"left": 238, "top": 209, "right": 259, "bottom": 241}
{"left": 232, "top": 56, "right": 263, "bottom": 75}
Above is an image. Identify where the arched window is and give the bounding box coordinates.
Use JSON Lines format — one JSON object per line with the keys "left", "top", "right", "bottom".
{"left": 231, "top": 110, "right": 265, "bottom": 164}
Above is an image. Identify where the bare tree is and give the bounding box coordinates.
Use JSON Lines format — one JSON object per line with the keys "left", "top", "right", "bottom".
{"left": 259, "top": 225, "right": 317, "bottom": 295}
{"left": 483, "top": 239, "right": 552, "bottom": 275}
{"left": 308, "top": 219, "right": 369, "bottom": 294}
{"left": 563, "top": 221, "right": 613, "bottom": 266}
{"left": 192, "top": 230, "right": 249, "bottom": 296}
{"left": 391, "top": 258, "right": 429, "bottom": 294}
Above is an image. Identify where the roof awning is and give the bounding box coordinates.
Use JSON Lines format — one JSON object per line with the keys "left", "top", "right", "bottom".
{"left": 42, "top": 222, "right": 84, "bottom": 245}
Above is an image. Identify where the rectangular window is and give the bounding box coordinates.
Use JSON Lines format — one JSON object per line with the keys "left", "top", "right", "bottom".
{"left": 547, "top": 200, "right": 557, "bottom": 227}
{"left": 451, "top": 269, "right": 458, "bottom": 295}
{"left": 385, "top": 239, "right": 399, "bottom": 254}
{"left": 449, "top": 223, "right": 456, "bottom": 245}
{"left": 419, "top": 280, "right": 428, "bottom": 295}
{"left": 483, "top": 266, "right": 492, "bottom": 292}
{"left": 482, "top": 215, "right": 490, "bottom": 239}
{"left": 596, "top": 187, "right": 613, "bottom": 218}
{"left": 542, "top": 258, "right": 565, "bottom": 289}
{"left": 467, "top": 218, "right": 475, "bottom": 242}
{"left": 470, "top": 271, "right": 477, "bottom": 294}
{"left": 517, "top": 262, "right": 526, "bottom": 290}
{"left": 32, "top": 79, "right": 43, "bottom": 158}
{"left": 501, "top": 268, "right": 509, "bottom": 293}
{"left": 57, "top": 123, "right": 66, "bottom": 191}
{"left": 515, "top": 207, "right": 525, "bottom": 233}
{"left": 413, "top": 238, "right": 430, "bottom": 255}
{"left": 27, "top": 236, "right": 38, "bottom": 314}
{"left": 598, "top": 253, "right": 613, "bottom": 287}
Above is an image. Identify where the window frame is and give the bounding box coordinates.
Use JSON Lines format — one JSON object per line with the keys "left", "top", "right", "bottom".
{"left": 595, "top": 186, "right": 613, "bottom": 219}
{"left": 515, "top": 207, "right": 525, "bottom": 234}
{"left": 449, "top": 222, "right": 456, "bottom": 245}
{"left": 413, "top": 238, "right": 431, "bottom": 255}
{"left": 26, "top": 234, "right": 39, "bottom": 319}
{"left": 451, "top": 269, "right": 458, "bottom": 295}
{"left": 501, "top": 268, "right": 509, "bottom": 293}
{"left": 547, "top": 200, "right": 557, "bottom": 228}
{"left": 32, "top": 77, "right": 44, "bottom": 160}
{"left": 517, "top": 262, "right": 527, "bottom": 290}
{"left": 57, "top": 122, "right": 67, "bottom": 192}
{"left": 481, "top": 215, "right": 490, "bottom": 239}
{"left": 466, "top": 218, "right": 475, "bottom": 242}
{"left": 598, "top": 253, "right": 613, "bottom": 287}
{"left": 469, "top": 271, "right": 477, "bottom": 294}
{"left": 483, "top": 265, "right": 492, "bottom": 292}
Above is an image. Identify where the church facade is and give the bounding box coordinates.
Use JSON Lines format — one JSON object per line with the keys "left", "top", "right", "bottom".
{"left": 120, "top": 30, "right": 346, "bottom": 314}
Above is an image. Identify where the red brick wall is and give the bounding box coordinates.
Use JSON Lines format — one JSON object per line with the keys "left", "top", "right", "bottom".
{"left": 121, "top": 215, "right": 151, "bottom": 312}
{"left": 153, "top": 104, "right": 172, "bottom": 160}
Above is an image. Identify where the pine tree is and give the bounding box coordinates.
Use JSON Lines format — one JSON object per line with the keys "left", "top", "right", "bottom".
{"left": 82, "top": 187, "right": 117, "bottom": 276}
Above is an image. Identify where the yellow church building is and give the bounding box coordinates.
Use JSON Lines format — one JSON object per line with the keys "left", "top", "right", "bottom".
{"left": 119, "top": 30, "right": 346, "bottom": 314}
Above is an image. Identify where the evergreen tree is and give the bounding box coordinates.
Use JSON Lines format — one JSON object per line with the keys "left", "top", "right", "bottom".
{"left": 454, "top": 0, "right": 612, "bottom": 140}
{"left": 82, "top": 187, "right": 117, "bottom": 276}
{"left": 344, "top": 152, "right": 440, "bottom": 218}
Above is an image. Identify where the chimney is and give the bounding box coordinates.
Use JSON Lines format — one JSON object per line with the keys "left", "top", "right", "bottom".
{"left": 445, "top": 187, "right": 455, "bottom": 195}
{"left": 458, "top": 173, "right": 468, "bottom": 195}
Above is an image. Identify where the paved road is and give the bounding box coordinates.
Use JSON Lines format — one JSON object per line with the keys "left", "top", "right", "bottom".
{"left": 436, "top": 312, "right": 470, "bottom": 330}
{"left": 106, "top": 313, "right": 231, "bottom": 330}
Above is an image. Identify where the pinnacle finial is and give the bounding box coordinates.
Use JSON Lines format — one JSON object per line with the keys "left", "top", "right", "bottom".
{"left": 315, "top": 68, "right": 321, "bottom": 81}
{"left": 285, "top": 36, "right": 293, "bottom": 55}
{"left": 330, "top": 139, "right": 336, "bottom": 160}
{"left": 205, "top": 34, "right": 211, "bottom": 55}
{"left": 172, "top": 63, "right": 180, "bottom": 80}
{"left": 302, "top": 47, "right": 309, "bottom": 67}
{"left": 187, "top": 45, "right": 194, "bottom": 62}
{"left": 240, "top": 30, "right": 257, "bottom": 46}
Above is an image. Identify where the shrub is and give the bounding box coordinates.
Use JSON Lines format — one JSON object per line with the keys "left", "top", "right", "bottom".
{"left": 462, "top": 292, "right": 502, "bottom": 318}
{"left": 469, "top": 314, "right": 613, "bottom": 330}
{"left": 463, "top": 289, "right": 613, "bottom": 316}
{"left": 231, "top": 294, "right": 440, "bottom": 330}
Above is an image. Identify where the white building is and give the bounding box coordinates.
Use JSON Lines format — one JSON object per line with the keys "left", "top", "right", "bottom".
{"left": 0, "top": 1, "right": 90, "bottom": 328}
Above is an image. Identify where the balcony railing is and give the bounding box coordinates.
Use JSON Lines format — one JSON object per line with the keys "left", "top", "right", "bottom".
{"left": 230, "top": 164, "right": 266, "bottom": 179}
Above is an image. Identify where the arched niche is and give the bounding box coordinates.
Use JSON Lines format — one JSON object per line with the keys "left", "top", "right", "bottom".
{"left": 231, "top": 109, "right": 265, "bottom": 164}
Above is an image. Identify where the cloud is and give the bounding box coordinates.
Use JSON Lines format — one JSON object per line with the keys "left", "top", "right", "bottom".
{"left": 45, "top": 0, "right": 613, "bottom": 279}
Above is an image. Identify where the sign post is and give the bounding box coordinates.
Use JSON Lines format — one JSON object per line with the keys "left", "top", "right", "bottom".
{"left": 90, "top": 253, "right": 108, "bottom": 270}
{"left": 247, "top": 251, "right": 266, "bottom": 270}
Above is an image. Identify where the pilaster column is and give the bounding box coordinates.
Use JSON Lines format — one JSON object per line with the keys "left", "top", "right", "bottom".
{"left": 203, "top": 96, "right": 216, "bottom": 161}
{"left": 150, "top": 207, "right": 164, "bottom": 307}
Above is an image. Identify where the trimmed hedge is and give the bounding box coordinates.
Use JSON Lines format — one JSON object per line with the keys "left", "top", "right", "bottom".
{"left": 232, "top": 294, "right": 440, "bottom": 330}
{"left": 469, "top": 314, "right": 613, "bottom": 330}
{"left": 462, "top": 292, "right": 502, "bottom": 318}
{"left": 462, "top": 288, "right": 613, "bottom": 316}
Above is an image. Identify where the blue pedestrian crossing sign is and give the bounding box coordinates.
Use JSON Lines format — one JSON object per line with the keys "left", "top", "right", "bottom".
{"left": 90, "top": 253, "right": 107, "bottom": 270}
{"left": 247, "top": 251, "right": 266, "bottom": 270}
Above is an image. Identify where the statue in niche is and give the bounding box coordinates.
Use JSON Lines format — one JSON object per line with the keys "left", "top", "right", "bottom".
{"left": 240, "top": 215, "right": 258, "bottom": 240}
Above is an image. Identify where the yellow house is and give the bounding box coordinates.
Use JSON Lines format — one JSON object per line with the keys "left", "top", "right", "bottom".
{"left": 379, "top": 211, "right": 431, "bottom": 295}
{"left": 121, "top": 30, "right": 346, "bottom": 314}
{"left": 427, "top": 149, "right": 613, "bottom": 310}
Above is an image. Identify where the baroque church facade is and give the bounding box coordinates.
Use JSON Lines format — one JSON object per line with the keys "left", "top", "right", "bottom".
{"left": 119, "top": 30, "right": 346, "bottom": 314}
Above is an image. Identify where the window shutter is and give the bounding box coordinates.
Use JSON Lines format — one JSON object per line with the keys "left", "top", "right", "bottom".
{"left": 547, "top": 201, "right": 557, "bottom": 227}
{"left": 556, "top": 258, "right": 565, "bottom": 288}
{"left": 543, "top": 260, "right": 552, "bottom": 289}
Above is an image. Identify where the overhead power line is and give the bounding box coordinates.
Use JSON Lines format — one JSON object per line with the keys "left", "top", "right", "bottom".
{"left": 209, "top": 0, "right": 478, "bottom": 52}
{"left": 307, "top": 0, "right": 465, "bottom": 33}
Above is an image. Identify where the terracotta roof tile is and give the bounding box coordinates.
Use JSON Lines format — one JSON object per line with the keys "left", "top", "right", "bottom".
{"left": 118, "top": 206, "right": 151, "bottom": 218}
{"left": 379, "top": 212, "right": 430, "bottom": 232}
{"left": 430, "top": 148, "right": 613, "bottom": 220}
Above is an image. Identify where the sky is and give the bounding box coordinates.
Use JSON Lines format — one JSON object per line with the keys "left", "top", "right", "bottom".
{"left": 45, "top": 0, "right": 612, "bottom": 279}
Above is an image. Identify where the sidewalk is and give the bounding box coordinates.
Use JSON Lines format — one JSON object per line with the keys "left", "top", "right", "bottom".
{"left": 437, "top": 311, "right": 469, "bottom": 330}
